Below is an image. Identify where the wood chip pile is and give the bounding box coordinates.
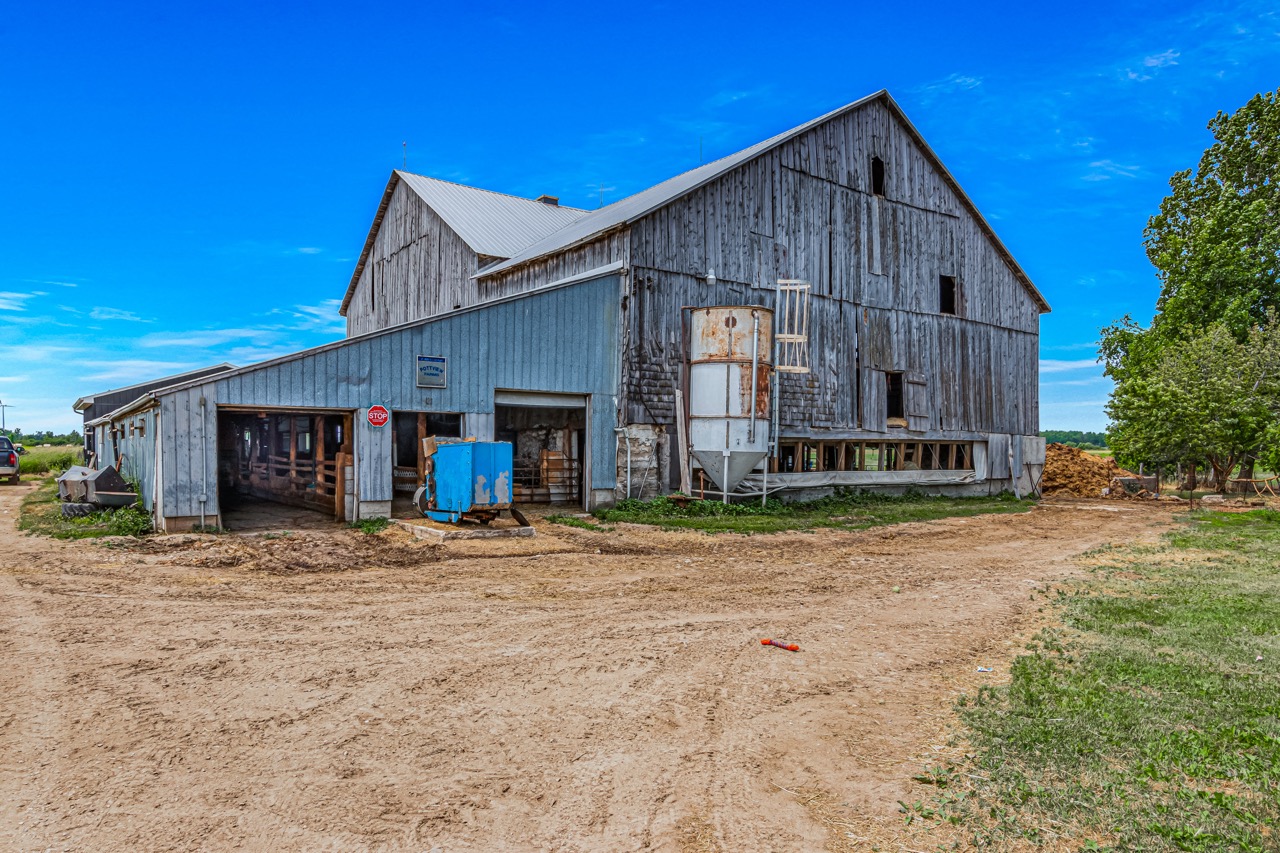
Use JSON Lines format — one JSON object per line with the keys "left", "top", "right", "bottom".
{"left": 1041, "top": 443, "right": 1134, "bottom": 498}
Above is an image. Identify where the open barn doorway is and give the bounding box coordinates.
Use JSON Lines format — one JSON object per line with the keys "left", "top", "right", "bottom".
{"left": 494, "top": 391, "right": 587, "bottom": 508}
{"left": 390, "top": 411, "right": 463, "bottom": 517}
{"left": 216, "top": 409, "right": 353, "bottom": 530}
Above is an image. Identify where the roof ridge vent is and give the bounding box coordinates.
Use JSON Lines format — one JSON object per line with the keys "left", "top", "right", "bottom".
{"left": 534, "top": 194, "right": 559, "bottom": 206}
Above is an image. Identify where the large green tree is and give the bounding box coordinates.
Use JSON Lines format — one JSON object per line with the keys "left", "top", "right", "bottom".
{"left": 1102, "top": 90, "right": 1280, "bottom": 481}
{"left": 1106, "top": 320, "right": 1280, "bottom": 484}
{"left": 1145, "top": 89, "right": 1280, "bottom": 339}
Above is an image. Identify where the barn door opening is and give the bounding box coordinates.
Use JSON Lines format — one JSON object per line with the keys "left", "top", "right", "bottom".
{"left": 216, "top": 409, "right": 352, "bottom": 530}
{"left": 494, "top": 391, "right": 587, "bottom": 508}
{"left": 390, "top": 411, "right": 463, "bottom": 516}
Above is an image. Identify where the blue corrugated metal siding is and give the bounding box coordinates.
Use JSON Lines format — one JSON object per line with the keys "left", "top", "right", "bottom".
{"left": 96, "top": 407, "right": 159, "bottom": 511}
{"left": 158, "top": 273, "right": 622, "bottom": 520}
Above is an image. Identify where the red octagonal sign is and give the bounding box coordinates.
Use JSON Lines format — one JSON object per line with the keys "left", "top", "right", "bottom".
{"left": 367, "top": 405, "right": 390, "bottom": 428}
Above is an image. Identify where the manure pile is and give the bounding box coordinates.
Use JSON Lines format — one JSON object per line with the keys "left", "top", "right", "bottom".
{"left": 1041, "top": 443, "right": 1133, "bottom": 497}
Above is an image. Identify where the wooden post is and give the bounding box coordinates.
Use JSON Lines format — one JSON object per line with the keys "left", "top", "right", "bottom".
{"left": 675, "top": 391, "right": 691, "bottom": 495}
{"left": 333, "top": 451, "right": 346, "bottom": 520}
{"left": 314, "top": 415, "right": 326, "bottom": 497}
{"left": 288, "top": 417, "right": 298, "bottom": 495}
{"left": 417, "top": 413, "right": 427, "bottom": 484}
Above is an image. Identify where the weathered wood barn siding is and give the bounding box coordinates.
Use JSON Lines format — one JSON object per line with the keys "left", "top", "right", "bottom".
{"left": 621, "top": 98, "right": 1040, "bottom": 439}
{"left": 152, "top": 274, "right": 623, "bottom": 529}
{"left": 477, "top": 231, "right": 630, "bottom": 301}
{"left": 94, "top": 407, "right": 159, "bottom": 511}
{"left": 346, "top": 181, "right": 483, "bottom": 336}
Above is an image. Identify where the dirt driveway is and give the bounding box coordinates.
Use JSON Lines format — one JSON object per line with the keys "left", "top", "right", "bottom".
{"left": 0, "top": 485, "right": 1176, "bottom": 852}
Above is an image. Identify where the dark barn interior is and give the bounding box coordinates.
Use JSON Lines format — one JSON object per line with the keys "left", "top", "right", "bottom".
{"left": 217, "top": 410, "right": 352, "bottom": 523}
{"left": 495, "top": 404, "right": 584, "bottom": 505}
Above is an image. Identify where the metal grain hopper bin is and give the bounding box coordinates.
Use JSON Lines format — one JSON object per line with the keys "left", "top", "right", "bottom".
{"left": 413, "top": 440, "right": 518, "bottom": 524}
{"left": 57, "top": 465, "right": 138, "bottom": 508}
{"left": 688, "top": 306, "right": 773, "bottom": 493}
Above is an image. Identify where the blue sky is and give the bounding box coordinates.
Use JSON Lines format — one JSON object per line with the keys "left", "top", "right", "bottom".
{"left": 1, "top": 1, "right": 1277, "bottom": 435}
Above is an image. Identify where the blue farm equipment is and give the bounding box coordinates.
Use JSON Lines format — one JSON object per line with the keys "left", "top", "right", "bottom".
{"left": 413, "top": 439, "right": 528, "bottom": 525}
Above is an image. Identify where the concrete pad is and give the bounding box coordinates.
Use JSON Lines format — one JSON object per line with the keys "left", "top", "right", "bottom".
{"left": 391, "top": 518, "right": 535, "bottom": 541}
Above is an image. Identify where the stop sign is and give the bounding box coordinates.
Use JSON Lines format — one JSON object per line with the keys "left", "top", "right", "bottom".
{"left": 367, "top": 405, "right": 389, "bottom": 427}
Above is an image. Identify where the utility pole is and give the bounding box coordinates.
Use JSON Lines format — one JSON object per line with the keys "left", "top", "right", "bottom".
{"left": 0, "top": 401, "right": 10, "bottom": 433}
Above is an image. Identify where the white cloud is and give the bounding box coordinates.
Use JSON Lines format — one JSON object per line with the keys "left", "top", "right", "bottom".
{"left": 24, "top": 279, "right": 80, "bottom": 288}
{"left": 83, "top": 360, "right": 193, "bottom": 384}
{"left": 1040, "top": 358, "right": 1100, "bottom": 373}
{"left": 268, "top": 300, "right": 345, "bottom": 333}
{"left": 89, "top": 307, "right": 151, "bottom": 322}
{"left": 1042, "top": 341, "right": 1102, "bottom": 352}
{"left": 912, "top": 73, "right": 984, "bottom": 105}
{"left": 1083, "top": 159, "right": 1141, "bottom": 181}
{"left": 137, "top": 328, "right": 280, "bottom": 349}
{"left": 296, "top": 247, "right": 323, "bottom": 255}
{"left": 0, "top": 344, "right": 74, "bottom": 362}
{"left": 1143, "top": 49, "right": 1181, "bottom": 67}
{"left": 1046, "top": 378, "right": 1109, "bottom": 387}
{"left": 224, "top": 345, "right": 302, "bottom": 365}
{"left": 0, "top": 291, "right": 47, "bottom": 311}
{"left": 1039, "top": 399, "right": 1111, "bottom": 431}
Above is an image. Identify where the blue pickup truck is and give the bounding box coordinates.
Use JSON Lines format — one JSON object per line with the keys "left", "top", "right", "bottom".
{"left": 0, "top": 437, "right": 18, "bottom": 485}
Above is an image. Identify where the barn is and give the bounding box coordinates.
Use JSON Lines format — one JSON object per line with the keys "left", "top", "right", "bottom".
{"left": 93, "top": 90, "right": 1049, "bottom": 532}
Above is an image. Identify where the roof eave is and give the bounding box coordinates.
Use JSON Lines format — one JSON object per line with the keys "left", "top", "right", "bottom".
{"left": 878, "top": 92, "right": 1050, "bottom": 314}
{"left": 470, "top": 90, "right": 1049, "bottom": 315}
{"left": 87, "top": 392, "right": 159, "bottom": 427}
{"left": 339, "top": 171, "right": 401, "bottom": 317}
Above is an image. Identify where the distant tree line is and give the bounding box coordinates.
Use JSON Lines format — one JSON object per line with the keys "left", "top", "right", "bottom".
{"left": 0, "top": 427, "right": 83, "bottom": 446}
{"left": 1040, "top": 430, "right": 1109, "bottom": 450}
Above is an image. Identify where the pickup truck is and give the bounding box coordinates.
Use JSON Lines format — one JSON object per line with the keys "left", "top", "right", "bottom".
{"left": 0, "top": 437, "right": 18, "bottom": 484}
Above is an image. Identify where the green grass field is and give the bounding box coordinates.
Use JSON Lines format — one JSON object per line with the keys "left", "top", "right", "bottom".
{"left": 591, "top": 490, "right": 1034, "bottom": 534}
{"left": 15, "top": 444, "right": 82, "bottom": 477}
{"left": 921, "top": 508, "right": 1280, "bottom": 850}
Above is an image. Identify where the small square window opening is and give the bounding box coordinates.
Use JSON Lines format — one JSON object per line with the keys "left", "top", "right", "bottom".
{"left": 886, "top": 371, "right": 905, "bottom": 425}
{"left": 939, "top": 275, "right": 958, "bottom": 315}
{"left": 871, "top": 156, "right": 886, "bottom": 196}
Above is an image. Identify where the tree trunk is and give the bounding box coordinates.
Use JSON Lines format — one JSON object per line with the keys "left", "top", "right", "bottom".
{"left": 1240, "top": 453, "right": 1256, "bottom": 481}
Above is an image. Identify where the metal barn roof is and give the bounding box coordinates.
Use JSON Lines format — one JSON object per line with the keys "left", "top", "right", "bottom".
{"left": 73, "top": 363, "right": 237, "bottom": 413}
{"left": 396, "top": 172, "right": 588, "bottom": 258}
{"left": 473, "top": 90, "right": 1049, "bottom": 313}
{"left": 339, "top": 172, "right": 588, "bottom": 315}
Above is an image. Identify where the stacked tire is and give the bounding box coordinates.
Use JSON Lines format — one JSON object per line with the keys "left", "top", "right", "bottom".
{"left": 61, "top": 502, "right": 96, "bottom": 518}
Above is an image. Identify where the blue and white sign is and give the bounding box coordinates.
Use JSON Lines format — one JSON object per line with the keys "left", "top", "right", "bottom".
{"left": 416, "top": 355, "right": 448, "bottom": 389}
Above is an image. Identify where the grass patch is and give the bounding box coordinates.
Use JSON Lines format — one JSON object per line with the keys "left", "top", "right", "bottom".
{"left": 594, "top": 489, "right": 1033, "bottom": 534}
{"left": 349, "top": 516, "right": 390, "bottom": 535}
{"left": 18, "top": 478, "right": 152, "bottom": 539}
{"left": 546, "top": 514, "right": 614, "bottom": 532}
{"left": 17, "top": 445, "right": 82, "bottom": 477}
{"left": 925, "top": 508, "right": 1280, "bottom": 850}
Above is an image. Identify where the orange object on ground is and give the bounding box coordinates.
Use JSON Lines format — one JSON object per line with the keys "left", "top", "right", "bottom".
{"left": 760, "top": 638, "right": 800, "bottom": 652}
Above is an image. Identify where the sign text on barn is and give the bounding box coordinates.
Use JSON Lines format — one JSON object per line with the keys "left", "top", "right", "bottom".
{"left": 416, "top": 355, "right": 448, "bottom": 389}
{"left": 366, "top": 405, "right": 390, "bottom": 428}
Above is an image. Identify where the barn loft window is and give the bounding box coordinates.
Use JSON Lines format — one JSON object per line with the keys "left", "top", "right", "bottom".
{"left": 871, "top": 156, "right": 886, "bottom": 196}
{"left": 939, "top": 275, "right": 958, "bottom": 315}
{"left": 885, "top": 371, "right": 906, "bottom": 427}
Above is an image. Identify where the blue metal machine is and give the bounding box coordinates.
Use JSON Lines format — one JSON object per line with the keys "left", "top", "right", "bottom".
{"left": 413, "top": 440, "right": 525, "bottom": 525}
